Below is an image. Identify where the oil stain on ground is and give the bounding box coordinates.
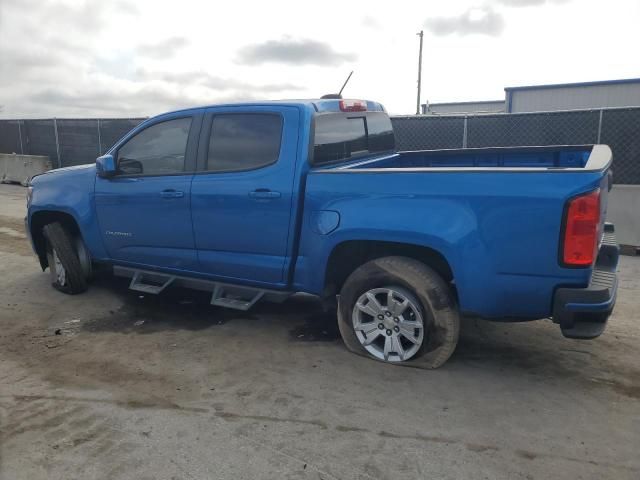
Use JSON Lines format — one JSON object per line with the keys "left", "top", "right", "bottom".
{"left": 82, "top": 275, "right": 340, "bottom": 342}
{"left": 83, "top": 276, "right": 248, "bottom": 333}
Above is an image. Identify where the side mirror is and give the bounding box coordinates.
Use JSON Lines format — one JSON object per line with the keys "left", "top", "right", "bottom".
{"left": 96, "top": 154, "right": 117, "bottom": 178}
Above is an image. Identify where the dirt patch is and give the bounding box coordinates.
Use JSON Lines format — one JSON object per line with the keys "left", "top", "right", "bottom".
{"left": 288, "top": 310, "right": 340, "bottom": 342}
{"left": 0, "top": 214, "right": 32, "bottom": 256}
{"left": 452, "top": 318, "right": 640, "bottom": 400}
{"left": 81, "top": 277, "right": 336, "bottom": 339}
{"left": 0, "top": 270, "right": 341, "bottom": 412}
{"left": 82, "top": 277, "right": 238, "bottom": 334}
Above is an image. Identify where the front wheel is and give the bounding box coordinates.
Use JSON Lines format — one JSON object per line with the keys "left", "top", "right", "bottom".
{"left": 43, "top": 222, "right": 88, "bottom": 294}
{"left": 337, "top": 256, "right": 459, "bottom": 368}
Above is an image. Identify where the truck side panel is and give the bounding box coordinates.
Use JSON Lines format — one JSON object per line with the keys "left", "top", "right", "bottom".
{"left": 295, "top": 169, "right": 605, "bottom": 319}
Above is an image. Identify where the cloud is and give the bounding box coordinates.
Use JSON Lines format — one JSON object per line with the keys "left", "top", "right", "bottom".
{"left": 0, "top": 0, "right": 293, "bottom": 117}
{"left": 0, "top": 46, "right": 61, "bottom": 71}
{"left": 29, "top": 86, "right": 197, "bottom": 115}
{"left": 425, "top": 7, "right": 505, "bottom": 37}
{"left": 136, "top": 36, "right": 189, "bottom": 59}
{"left": 0, "top": 0, "right": 137, "bottom": 80}
{"left": 362, "top": 15, "right": 382, "bottom": 29}
{"left": 1, "top": 0, "right": 138, "bottom": 33}
{"left": 137, "top": 69, "right": 302, "bottom": 93}
{"left": 495, "top": 0, "right": 571, "bottom": 5}
{"left": 26, "top": 86, "right": 264, "bottom": 117}
{"left": 237, "top": 38, "right": 357, "bottom": 66}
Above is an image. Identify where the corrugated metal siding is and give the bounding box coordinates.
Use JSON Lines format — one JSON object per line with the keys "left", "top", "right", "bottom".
{"left": 510, "top": 83, "right": 640, "bottom": 113}
{"left": 426, "top": 101, "right": 505, "bottom": 115}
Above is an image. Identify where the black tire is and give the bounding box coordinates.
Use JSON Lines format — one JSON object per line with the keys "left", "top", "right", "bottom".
{"left": 337, "top": 256, "right": 459, "bottom": 368}
{"left": 43, "top": 222, "right": 88, "bottom": 294}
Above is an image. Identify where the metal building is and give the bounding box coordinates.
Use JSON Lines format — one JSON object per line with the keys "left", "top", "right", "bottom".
{"left": 423, "top": 78, "right": 640, "bottom": 115}
{"left": 422, "top": 100, "right": 505, "bottom": 115}
{"left": 506, "top": 78, "right": 640, "bottom": 113}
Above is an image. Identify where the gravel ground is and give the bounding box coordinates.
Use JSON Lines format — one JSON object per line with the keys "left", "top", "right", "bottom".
{"left": 0, "top": 183, "right": 638, "bottom": 480}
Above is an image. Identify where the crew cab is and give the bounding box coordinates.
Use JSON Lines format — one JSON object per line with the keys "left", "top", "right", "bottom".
{"left": 25, "top": 98, "right": 619, "bottom": 368}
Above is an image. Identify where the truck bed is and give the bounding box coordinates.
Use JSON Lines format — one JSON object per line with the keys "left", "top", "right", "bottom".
{"left": 325, "top": 145, "right": 608, "bottom": 172}
{"left": 298, "top": 144, "right": 612, "bottom": 320}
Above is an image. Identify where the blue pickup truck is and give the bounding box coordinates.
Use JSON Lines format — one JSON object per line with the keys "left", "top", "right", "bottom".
{"left": 26, "top": 98, "right": 619, "bottom": 368}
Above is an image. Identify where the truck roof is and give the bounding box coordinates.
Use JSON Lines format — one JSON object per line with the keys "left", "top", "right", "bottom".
{"left": 163, "top": 98, "right": 386, "bottom": 116}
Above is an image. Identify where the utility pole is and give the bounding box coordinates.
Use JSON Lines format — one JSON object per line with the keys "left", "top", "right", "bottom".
{"left": 416, "top": 30, "right": 424, "bottom": 115}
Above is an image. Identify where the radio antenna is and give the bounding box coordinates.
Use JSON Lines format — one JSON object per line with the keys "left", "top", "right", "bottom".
{"left": 338, "top": 71, "right": 354, "bottom": 96}
{"left": 320, "top": 71, "right": 354, "bottom": 99}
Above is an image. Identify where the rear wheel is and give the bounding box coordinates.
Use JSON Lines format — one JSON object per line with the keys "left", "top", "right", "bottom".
{"left": 338, "top": 256, "right": 459, "bottom": 368}
{"left": 351, "top": 286, "right": 425, "bottom": 362}
{"left": 43, "top": 222, "right": 88, "bottom": 294}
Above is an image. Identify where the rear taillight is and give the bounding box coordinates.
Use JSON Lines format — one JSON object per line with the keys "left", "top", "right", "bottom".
{"left": 339, "top": 99, "right": 367, "bottom": 112}
{"left": 562, "top": 189, "right": 601, "bottom": 267}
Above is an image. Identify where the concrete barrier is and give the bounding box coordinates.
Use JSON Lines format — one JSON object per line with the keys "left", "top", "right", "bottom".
{"left": 0, "top": 153, "right": 51, "bottom": 186}
{"left": 607, "top": 185, "right": 640, "bottom": 248}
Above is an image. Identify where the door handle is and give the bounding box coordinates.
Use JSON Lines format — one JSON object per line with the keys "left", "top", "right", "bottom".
{"left": 249, "top": 189, "right": 281, "bottom": 199}
{"left": 160, "top": 189, "right": 184, "bottom": 199}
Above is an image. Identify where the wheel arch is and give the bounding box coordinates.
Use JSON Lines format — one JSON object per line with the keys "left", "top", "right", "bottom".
{"left": 323, "top": 240, "right": 454, "bottom": 298}
{"left": 30, "top": 210, "right": 82, "bottom": 270}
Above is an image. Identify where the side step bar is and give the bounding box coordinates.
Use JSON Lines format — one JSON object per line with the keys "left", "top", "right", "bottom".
{"left": 114, "top": 266, "right": 290, "bottom": 311}
{"left": 211, "top": 284, "right": 264, "bottom": 311}
{"left": 129, "top": 271, "right": 175, "bottom": 294}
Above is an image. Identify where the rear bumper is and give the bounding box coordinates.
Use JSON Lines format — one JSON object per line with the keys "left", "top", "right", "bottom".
{"left": 552, "top": 223, "right": 619, "bottom": 339}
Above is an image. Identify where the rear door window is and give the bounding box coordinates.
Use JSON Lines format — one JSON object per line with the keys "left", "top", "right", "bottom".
{"left": 207, "top": 114, "right": 283, "bottom": 172}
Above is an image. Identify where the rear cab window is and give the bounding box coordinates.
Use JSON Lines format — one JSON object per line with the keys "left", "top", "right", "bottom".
{"left": 312, "top": 112, "right": 395, "bottom": 166}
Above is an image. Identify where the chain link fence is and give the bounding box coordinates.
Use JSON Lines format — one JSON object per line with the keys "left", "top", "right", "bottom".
{"left": 599, "top": 109, "right": 640, "bottom": 185}
{"left": 0, "top": 107, "right": 639, "bottom": 183}
{"left": 392, "top": 107, "right": 640, "bottom": 184}
{"left": 0, "top": 118, "right": 145, "bottom": 168}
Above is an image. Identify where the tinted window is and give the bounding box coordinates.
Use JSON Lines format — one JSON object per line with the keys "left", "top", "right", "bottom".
{"left": 313, "top": 112, "right": 395, "bottom": 165}
{"left": 366, "top": 113, "right": 396, "bottom": 153}
{"left": 207, "top": 114, "right": 283, "bottom": 172}
{"left": 117, "top": 117, "right": 191, "bottom": 175}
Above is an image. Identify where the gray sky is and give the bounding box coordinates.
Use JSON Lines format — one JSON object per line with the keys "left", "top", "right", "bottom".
{"left": 0, "top": 0, "right": 638, "bottom": 117}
